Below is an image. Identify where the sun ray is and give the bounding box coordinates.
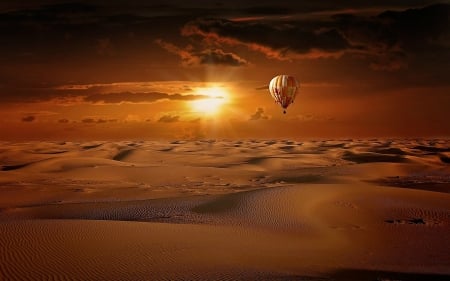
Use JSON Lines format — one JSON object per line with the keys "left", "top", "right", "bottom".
{"left": 190, "top": 87, "right": 229, "bottom": 115}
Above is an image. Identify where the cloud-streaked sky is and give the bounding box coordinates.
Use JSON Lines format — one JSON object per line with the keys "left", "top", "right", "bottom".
{"left": 1, "top": 0, "right": 449, "bottom": 139}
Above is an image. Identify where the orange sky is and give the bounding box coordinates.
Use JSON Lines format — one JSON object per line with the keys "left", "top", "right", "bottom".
{"left": 1, "top": 1, "right": 449, "bottom": 139}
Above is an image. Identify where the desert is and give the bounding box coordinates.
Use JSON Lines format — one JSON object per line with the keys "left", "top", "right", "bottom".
{"left": 1, "top": 139, "right": 449, "bottom": 280}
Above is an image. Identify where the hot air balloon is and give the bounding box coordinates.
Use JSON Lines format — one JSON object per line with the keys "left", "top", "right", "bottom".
{"left": 268, "top": 75, "right": 299, "bottom": 114}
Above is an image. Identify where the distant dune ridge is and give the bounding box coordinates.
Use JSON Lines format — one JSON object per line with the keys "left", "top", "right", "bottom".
{"left": 0, "top": 139, "right": 449, "bottom": 280}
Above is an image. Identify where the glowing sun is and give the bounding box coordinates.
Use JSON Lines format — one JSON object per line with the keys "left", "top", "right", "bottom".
{"left": 190, "top": 87, "right": 228, "bottom": 115}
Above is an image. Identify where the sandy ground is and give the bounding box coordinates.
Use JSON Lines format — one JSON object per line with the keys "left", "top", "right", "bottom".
{"left": 0, "top": 139, "right": 449, "bottom": 280}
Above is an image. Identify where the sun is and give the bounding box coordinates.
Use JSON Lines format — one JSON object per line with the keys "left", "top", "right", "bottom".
{"left": 190, "top": 87, "right": 228, "bottom": 115}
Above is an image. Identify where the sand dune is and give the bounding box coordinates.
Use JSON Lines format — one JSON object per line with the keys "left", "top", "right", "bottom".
{"left": 0, "top": 139, "right": 449, "bottom": 280}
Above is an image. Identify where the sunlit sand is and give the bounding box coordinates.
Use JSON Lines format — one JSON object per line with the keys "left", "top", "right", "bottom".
{"left": 1, "top": 139, "right": 449, "bottom": 280}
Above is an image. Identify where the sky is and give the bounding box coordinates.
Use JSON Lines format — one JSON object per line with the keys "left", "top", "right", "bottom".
{"left": 0, "top": 0, "right": 449, "bottom": 140}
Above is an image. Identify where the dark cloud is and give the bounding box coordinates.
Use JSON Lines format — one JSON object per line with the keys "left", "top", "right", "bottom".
{"left": 0, "top": 82, "right": 213, "bottom": 104}
{"left": 1, "top": 2, "right": 445, "bottom": 67}
{"left": 198, "top": 48, "right": 249, "bottom": 66}
{"left": 0, "top": 0, "right": 195, "bottom": 79}
{"left": 0, "top": 82, "right": 211, "bottom": 104}
{"left": 158, "top": 115, "right": 180, "bottom": 123}
{"left": 249, "top": 108, "right": 269, "bottom": 120}
{"left": 156, "top": 39, "right": 248, "bottom": 66}
{"left": 81, "top": 118, "right": 95, "bottom": 123}
{"left": 335, "top": 3, "right": 450, "bottom": 70}
{"left": 0, "top": 87, "right": 61, "bottom": 103}
{"left": 241, "top": 6, "right": 293, "bottom": 15}
{"left": 58, "top": 118, "right": 69, "bottom": 123}
{"left": 0, "top": 0, "right": 448, "bottom": 105}
{"left": 21, "top": 115, "right": 36, "bottom": 122}
{"left": 180, "top": 4, "right": 449, "bottom": 69}
{"left": 181, "top": 18, "right": 348, "bottom": 60}
{"left": 84, "top": 91, "right": 208, "bottom": 104}
{"left": 0, "top": 84, "right": 102, "bottom": 103}
{"left": 81, "top": 117, "right": 117, "bottom": 123}
{"left": 1, "top": 2, "right": 99, "bottom": 23}
{"left": 96, "top": 38, "right": 115, "bottom": 56}
{"left": 1, "top": 1, "right": 439, "bottom": 14}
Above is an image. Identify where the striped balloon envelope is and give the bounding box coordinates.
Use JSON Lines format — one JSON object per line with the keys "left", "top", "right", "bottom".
{"left": 268, "top": 75, "right": 299, "bottom": 114}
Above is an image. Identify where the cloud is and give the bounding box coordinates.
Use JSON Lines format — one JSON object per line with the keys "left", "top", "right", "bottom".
{"left": 155, "top": 39, "right": 248, "bottom": 66}
{"left": 295, "top": 114, "right": 315, "bottom": 121}
{"left": 181, "top": 18, "right": 348, "bottom": 61}
{"left": 0, "top": 1, "right": 448, "bottom": 109}
{"left": 21, "top": 115, "right": 36, "bottom": 122}
{"left": 124, "top": 114, "right": 141, "bottom": 122}
{"left": 294, "top": 114, "right": 335, "bottom": 122}
{"left": 334, "top": 4, "right": 450, "bottom": 70}
{"left": 81, "top": 118, "right": 95, "bottom": 123}
{"left": 58, "top": 118, "right": 69, "bottom": 123}
{"left": 81, "top": 118, "right": 117, "bottom": 124}
{"left": 255, "top": 85, "right": 269, "bottom": 90}
{"left": 0, "top": 81, "right": 227, "bottom": 104}
{"left": 158, "top": 115, "right": 180, "bottom": 123}
{"left": 83, "top": 91, "right": 208, "bottom": 104}
{"left": 197, "top": 48, "right": 249, "bottom": 66}
{"left": 179, "top": 4, "right": 449, "bottom": 69}
{"left": 241, "top": 6, "right": 293, "bottom": 16}
{"left": 249, "top": 108, "right": 269, "bottom": 120}
{"left": 96, "top": 38, "right": 115, "bottom": 56}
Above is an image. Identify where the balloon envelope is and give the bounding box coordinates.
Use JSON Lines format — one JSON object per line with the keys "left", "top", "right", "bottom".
{"left": 268, "top": 75, "right": 299, "bottom": 114}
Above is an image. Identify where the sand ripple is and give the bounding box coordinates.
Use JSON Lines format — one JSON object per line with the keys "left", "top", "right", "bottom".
{"left": 1, "top": 139, "right": 449, "bottom": 280}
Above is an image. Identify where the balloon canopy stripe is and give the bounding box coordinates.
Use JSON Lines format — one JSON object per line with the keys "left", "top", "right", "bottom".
{"left": 268, "top": 75, "right": 299, "bottom": 114}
